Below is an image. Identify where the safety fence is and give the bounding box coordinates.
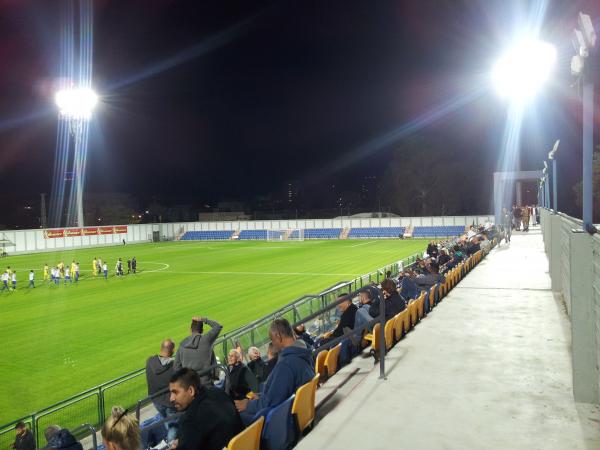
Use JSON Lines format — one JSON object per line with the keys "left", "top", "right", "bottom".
{"left": 0, "top": 253, "right": 419, "bottom": 449}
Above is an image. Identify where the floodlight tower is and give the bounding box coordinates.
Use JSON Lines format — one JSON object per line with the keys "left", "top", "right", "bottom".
{"left": 548, "top": 140, "right": 559, "bottom": 211}
{"left": 55, "top": 87, "right": 98, "bottom": 227}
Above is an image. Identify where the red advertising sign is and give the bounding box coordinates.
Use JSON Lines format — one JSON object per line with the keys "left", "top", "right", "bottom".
{"left": 43, "top": 226, "right": 128, "bottom": 239}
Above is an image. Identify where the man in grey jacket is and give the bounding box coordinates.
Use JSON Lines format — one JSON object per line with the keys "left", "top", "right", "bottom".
{"left": 174, "top": 317, "right": 223, "bottom": 387}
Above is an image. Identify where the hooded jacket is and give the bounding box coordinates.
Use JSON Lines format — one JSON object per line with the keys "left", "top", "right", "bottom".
{"left": 46, "top": 429, "right": 83, "bottom": 450}
{"left": 244, "top": 340, "right": 315, "bottom": 416}
{"left": 145, "top": 355, "right": 174, "bottom": 408}
{"left": 174, "top": 318, "right": 222, "bottom": 387}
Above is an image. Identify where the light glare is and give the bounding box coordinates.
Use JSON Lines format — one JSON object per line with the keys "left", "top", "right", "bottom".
{"left": 55, "top": 88, "right": 98, "bottom": 120}
{"left": 492, "top": 39, "right": 557, "bottom": 102}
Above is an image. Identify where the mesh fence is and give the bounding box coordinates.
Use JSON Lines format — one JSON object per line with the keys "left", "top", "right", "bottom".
{"left": 101, "top": 372, "right": 146, "bottom": 420}
{"left": 34, "top": 392, "right": 100, "bottom": 448}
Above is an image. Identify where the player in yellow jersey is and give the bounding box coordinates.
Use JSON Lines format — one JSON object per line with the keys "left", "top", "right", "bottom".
{"left": 57, "top": 261, "right": 64, "bottom": 277}
{"left": 93, "top": 258, "right": 98, "bottom": 276}
{"left": 43, "top": 264, "right": 49, "bottom": 282}
{"left": 70, "top": 260, "right": 76, "bottom": 277}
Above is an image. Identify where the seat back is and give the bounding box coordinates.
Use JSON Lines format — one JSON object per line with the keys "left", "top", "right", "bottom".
{"left": 429, "top": 285, "right": 437, "bottom": 309}
{"left": 291, "top": 373, "right": 320, "bottom": 433}
{"left": 416, "top": 292, "right": 425, "bottom": 319}
{"left": 384, "top": 318, "right": 395, "bottom": 350}
{"left": 393, "top": 313, "right": 403, "bottom": 340}
{"left": 227, "top": 416, "right": 264, "bottom": 450}
{"left": 262, "top": 395, "right": 295, "bottom": 450}
{"left": 409, "top": 301, "right": 417, "bottom": 326}
{"left": 401, "top": 308, "right": 410, "bottom": 332}
{"left": 314, "top": 350, "right": 328, "bottom": 381}
{"left": 325, "top": 343, "right": 341, "bottom": 378}
{"left": 371, "top": 323, "right": 381, "bottom": 352}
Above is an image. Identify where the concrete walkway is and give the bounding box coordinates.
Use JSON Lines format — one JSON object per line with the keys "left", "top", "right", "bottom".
{"left": 297, "top": 230, "right": 600, "bottom": 450}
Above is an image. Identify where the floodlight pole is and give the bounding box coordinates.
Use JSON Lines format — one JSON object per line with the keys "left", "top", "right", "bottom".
{"left": 552, "top": 158, "right": 557, "bottom": 212}
{"left": 582, "top": 74, "right": 594, "bottom": 232}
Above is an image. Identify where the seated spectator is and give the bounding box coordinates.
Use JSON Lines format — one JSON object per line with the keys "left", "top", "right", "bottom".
{"left": 227, "top": 349, "right": 259, "bottom": 400}
{"left": 437, "top": 248, "right": 451, "bottom": 266}
{"left": 174, "top": 317, "right": 222, "bottom": 387}
{"left": 11, "top": 422, "right": 34, "bottom": 450}
{"left": 293, "top": 323, "right": 315, "bottom": 350}
{"left": 235, "top": 319, "right": 315, "bottom": 425}
{"left": 354, "top": 289, "right": 374, "bottom": 331}
{"left": 426, "top": 241, "right": 439, "bottom": 258}
{"left": 331, "top": 294, "right": 358, "bottom": 338}
{"left": 369, "top": 279, "right": 405, "bottom": 321}
{"left": 145, "top": 338, "right": 177, "bottom": 444}
{"left": 43, "top": 427, "right": 83, "bottom": 450}
{"left": 264, "top": 342, "right": 278, "bottom": 381}
{"left": 466, "top": 237, "right": 481, "bottom": 256}
{"left": 169, "top": 369, "right": 243, "bottom": 450}
{"left": 415, "top": 261, "right": 445, "bottom": 291}
{"left": 101, "top": 407, "right": 140, "bottom": 450}
{"left": 246, "top": 347, "right": 268, "bottom": 383}
{"left": 398, "top": 274, "right": 419, "bottom": 300}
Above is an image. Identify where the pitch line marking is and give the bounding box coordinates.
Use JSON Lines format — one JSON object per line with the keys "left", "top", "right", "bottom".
{"left": 349, "top": 241, "right": 377, "bottom": 248}
{"left": 152, "top": 270, "right": 360, "bottom": 277}
{"left": 140, "top": 262, "right": 171, "bottom": 273}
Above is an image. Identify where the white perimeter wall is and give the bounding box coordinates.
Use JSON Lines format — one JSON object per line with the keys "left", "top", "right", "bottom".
{"left": 2, "top": 215, "right": 493, "bottom": 255}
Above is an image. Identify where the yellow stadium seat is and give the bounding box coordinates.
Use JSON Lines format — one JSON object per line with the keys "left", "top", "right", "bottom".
{"left": 429, "top": 285, "right": 437, "bottom": 310}
{"left": 400, "top": 308, "right": 410, "bottom": 333}
{"left": 416, "top": 292, "right": 425, "bottom": 319}
{"left": 384, "top": 318, "right": 395, "bottom": 350}
{"left": 292, "top": 373, "right": 320, "bottom": 433}
{"left": 324, "top": 343, "right": 341, "bottom": 378}
{"left": 314, "top": 350, "right": 328, "bottom": 382}
{"left": 408, "top": 301, "right": 418, "bottom": 327}
{"left": 226, "top": 416, "right": 263, "bottom": 450}
{"left": 393, "top": 313, "right": 404, "bottom": 340}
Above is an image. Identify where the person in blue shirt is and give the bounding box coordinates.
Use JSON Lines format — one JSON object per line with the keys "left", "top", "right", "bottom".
{"left": 234, "top": 318, "right": 315, "bottom": 426}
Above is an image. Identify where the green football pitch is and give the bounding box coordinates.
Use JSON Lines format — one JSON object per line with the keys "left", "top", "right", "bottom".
{"left": 0, "top": 238, "right": 425, "bottom": 424}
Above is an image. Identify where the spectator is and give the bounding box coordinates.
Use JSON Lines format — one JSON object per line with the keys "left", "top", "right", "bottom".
{"left": 101, "top": 407, "right": 140, "bottom": 450}
{"left": 11, "top": 422, "right": 34, "bottom": 450}
{"left": 43, "top": 427, "right": 82, "bottom": 450}
{"left": 415, "top": 261, "right": 445, "bottom": 291}
{"left": 330, "top": 294, "right": 357, "bottom": 338}
{"left": 235, "top": 319, "right": 315, "bottom": 425}
{"left": 169, "top": 368, "right": 243, "bottom": 450}
{"left": 426, "top": 241, "right": 439, "bottom": 258}
{"left": 174, "top": 317, "right": 222, "bottom": 387}
{"left": 437, "top": 248, "right": 451, "bottom": 266}
{"left": 354, "top": 289, "right": 374, "bottom": 331}
{"left": 293, "top": 324, "right": 315, "bottom": 350}
{"left": 145, "top": 339, "right": 177, "bottom": 444}
{"left": 369, "top": 279, "right": 405, "bottom": 321}
{"left": 264, "top": 342, "right": 278, "bottom": 380}
{"left": 227, "top": 349, "right": 259, "bottom": 400}
{"left": 398, "top": 274, "right": 419, "bottom": 300}
{"left": 246, "top": 347, "right": 268, "bottom": 383}
{"left": 466, "top": 237, "right": 481, "bottom": 256}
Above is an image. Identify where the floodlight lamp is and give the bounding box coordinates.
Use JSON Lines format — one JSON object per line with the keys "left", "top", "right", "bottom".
{"left": 571, "top": 55, "right": 585, "bottom": 75}
{"left": 548, "top": 140, "right": 559, "bottom": 160}
{"left": 492, "top": 38, "right": 557, "bottom": 102}
{"left": 578, "top": 12, "right": 597, "bottom": 49}
{"left": 55, "top": 87, "right": 98, "bottom": 120}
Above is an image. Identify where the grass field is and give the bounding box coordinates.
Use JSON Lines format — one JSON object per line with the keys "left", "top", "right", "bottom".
{"left": 0, "top": 238, "right": 425, "bottom": 424}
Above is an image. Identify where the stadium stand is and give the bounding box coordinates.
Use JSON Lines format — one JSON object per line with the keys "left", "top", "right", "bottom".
{"left": 180, "top": 230, "right": 234, "bottom": 240}
{"left": 412, "top": 225, "right": 465, "bottom": 238}
{"left": 302, "top": 228, "right": 342, "bottom": 239}
{"left": 239, "top": 230, "right": 269, "bottom": 240}
{"left": 347, "top": 227, "right": 405, "bottom": 238}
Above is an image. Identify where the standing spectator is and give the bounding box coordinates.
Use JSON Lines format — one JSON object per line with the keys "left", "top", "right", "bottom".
{"left": 174, "top": 317, "right": 223, "bottom": 387}
{"left": 11, "top": 422, "right": 34, "bottom": 450}
{"left": 146, "top": 339, "right": 177, "bottom": 445}
{"left": 227, "top": 349, "right": 259, "bottom": 400}
{"left": 101, "top": 407, "right": 140, "bottom": 450}
{"left": 235, "top": 319, "right": 315, "bottom": 425}
{"left": 169, "top": 368, "right": 243, "bottom": 450}
{"left": 522, "top": 206, "right": 530, "bottom": 232}
{"left": 28, "top": 270, "right": 35, "bottom": 289}
{"left": 246, "top": 347, "right": 268, "bottom": 383}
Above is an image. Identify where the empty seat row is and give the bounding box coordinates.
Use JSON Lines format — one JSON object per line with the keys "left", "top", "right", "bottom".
{"left": 239, "top": 230, "right": 269, "bottom": 240}
{"left": 347, "top": 227, "right": 406, "bottom": 238}
{"left": 412, "top": 226, "right": 466, "bottom": 237}
{"left": 303, "top": 228, "right": 342, "bottom": 239}
{"left": 180, "top": 230, "right": 234, "bottom": 240}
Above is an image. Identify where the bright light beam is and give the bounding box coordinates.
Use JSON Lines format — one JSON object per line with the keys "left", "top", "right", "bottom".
{"left": 492, "top": 38, "right": 556, "bottom": 103}
{"left": 55, "top": 87, "right": 98, "bottom": 120}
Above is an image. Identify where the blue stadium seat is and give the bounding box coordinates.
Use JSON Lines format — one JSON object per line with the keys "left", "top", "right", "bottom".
{"left": 262, "top": 395, "right": 295, "bottom": 450}
{"left": 180, "top": 230, "right": 234, "bottom": 241}
{"left": 412, "top": 226, "right": 465, "bottom": 238}
{"left": 347, "top": 227, "right": 405, "bottom": 238}
{"left": 303, "top": 228, "right": 341, "bottom": 239}
{"left": 239, "top": 230, "right": 269, "bottom": 240}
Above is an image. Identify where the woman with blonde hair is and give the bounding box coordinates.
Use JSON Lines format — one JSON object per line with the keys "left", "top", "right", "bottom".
{"left": 101, "top": 406, "right": 141, "bottom": 450}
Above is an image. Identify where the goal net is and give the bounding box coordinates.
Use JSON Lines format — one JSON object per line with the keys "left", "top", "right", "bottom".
{"left": 266, "top": 229, "right": 304, "bottom": 241}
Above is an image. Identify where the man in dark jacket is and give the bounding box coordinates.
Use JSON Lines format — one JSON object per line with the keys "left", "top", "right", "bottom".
{"left": 415, "top": 262, "right": 445, "bottom": 291}
{"left": 146, "top": 339, "right": 177, "bottom": 445}
{"left": 44, "top": 428, "right": 82, "bottom": 450}
{"left": 174, "top": 317, "right": 222, "bottom": 387}
{"left": 369, "top": 279, "right": 405, "bottom": 321}
{"left": 331, "top": 294, "right": 357, "bottom": 338}
{"left": 235, "top": 319, "right": 315, "bottom": 425}
{"left": 169, "top": 368, "right": 243, "bottom": 450}
{"left": 227, "top": 349, "right": 259, "bottom": 400}
{"left": 11, "top": 423, "right": 35, "bottom": 450}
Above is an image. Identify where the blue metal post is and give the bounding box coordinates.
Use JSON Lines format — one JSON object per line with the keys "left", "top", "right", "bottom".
{"left": 583, "top": 79, "right": 594, "bottom": 232}
{"left": 552, "top": 159, "right": 557, "bottom": 212}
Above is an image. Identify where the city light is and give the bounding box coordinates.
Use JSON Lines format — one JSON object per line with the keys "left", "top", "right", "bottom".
{"left": 492, "top": 38, "right": 557, "bottom": 102}
{"left": 55, "top": 87, "right": 98, "bottom": 120}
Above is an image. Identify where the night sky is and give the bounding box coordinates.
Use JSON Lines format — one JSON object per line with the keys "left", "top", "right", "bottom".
{"left": 0, "top": 0, "right": 599, "bottom": 225}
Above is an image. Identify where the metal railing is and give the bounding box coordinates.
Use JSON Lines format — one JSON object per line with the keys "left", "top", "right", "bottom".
{"left": 0, "top": 252, "right": 419, "bottom": 448}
